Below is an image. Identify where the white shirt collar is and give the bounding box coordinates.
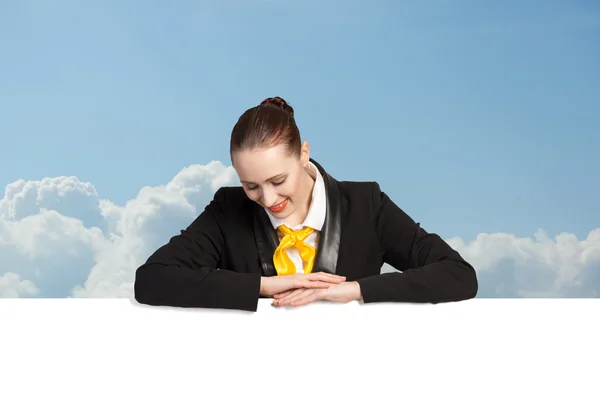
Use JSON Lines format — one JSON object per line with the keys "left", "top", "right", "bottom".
{"left": 266, "top": 161, "right": 326, "bottom": 231}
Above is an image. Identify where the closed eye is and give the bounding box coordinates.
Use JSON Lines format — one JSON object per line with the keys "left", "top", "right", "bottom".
{"left": 244, "top": 178, "right": 285, "bottom": 191}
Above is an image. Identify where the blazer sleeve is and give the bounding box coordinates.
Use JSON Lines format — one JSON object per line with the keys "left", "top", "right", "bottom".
{"left": 356, "top": 182, "right": 478, "bottom": 304}
{"left": 133, "top": 187, "right": 262, "bottom": 312}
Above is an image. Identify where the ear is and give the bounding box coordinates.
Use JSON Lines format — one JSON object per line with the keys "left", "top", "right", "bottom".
{"left": 300, "top": 141, "right": 310, "bottom": 166}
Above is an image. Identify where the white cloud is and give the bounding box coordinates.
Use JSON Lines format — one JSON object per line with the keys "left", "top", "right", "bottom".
{"left": 446, "top": 230, "right": 600, "bottom": 298}
{"left": 0, "top": 176, "right": 106, "bottom": 229}
{"left": 0, "top": 272, "right": 39, "bottom": 297}
{"left": 1, "top": 160, "right": 598, "bottom": 298}
{"left": 0, "top": 161, "right": 237, "bottom": 298}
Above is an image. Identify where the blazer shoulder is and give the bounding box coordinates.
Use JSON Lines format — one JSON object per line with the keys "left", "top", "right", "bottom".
{"left": 337, "top": 180, "right": 383, "bottom": 200}
{"left": 212, "top": 186, "right": 248, "bottom": 203}
{"left": 336, "top": 180, "right": 396, "bottom": 221}
{"left": 337, "top": 180, "right": 377, "bottom": 193}
{"left": 201, "top": 186, "right": 251, "bottom": 218}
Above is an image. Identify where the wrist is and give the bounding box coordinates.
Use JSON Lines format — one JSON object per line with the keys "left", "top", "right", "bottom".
{"left": 353, "top": 281, "right": 362, "bottom": 301}
{"left": 259, "top": 277, "right": 268, "bottom": 296}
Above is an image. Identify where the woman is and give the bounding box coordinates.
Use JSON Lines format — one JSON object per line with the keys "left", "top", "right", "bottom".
{"left": 134, "top": 97, "right": 478, "bottom": 311}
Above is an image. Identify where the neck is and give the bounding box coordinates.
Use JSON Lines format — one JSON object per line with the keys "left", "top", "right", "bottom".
{"left": 302, "top": 168, "right": 316, "bottom": 213}
{"left": 287, "top": 169, "right": 316, "bottom": 226}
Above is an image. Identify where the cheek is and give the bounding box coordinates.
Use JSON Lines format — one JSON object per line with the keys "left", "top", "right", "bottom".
{"left": 283, "top": 178, "right": 302, "bottom": 200}
{"left": 244, "top": 178, "right": 300, "bottom": 203}
{"left": 293, "top": 175, "right": 305, "bottom": 193}
{"left": 243, "top": 189, "right": 261, "bottom": 202}
{"left": 245, "top": 187, "right": 283, "bottom": 204}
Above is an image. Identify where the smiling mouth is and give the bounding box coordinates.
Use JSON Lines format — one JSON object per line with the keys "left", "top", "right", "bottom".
{"left": 268, "top": 199, "right": 288, "bottom": 212}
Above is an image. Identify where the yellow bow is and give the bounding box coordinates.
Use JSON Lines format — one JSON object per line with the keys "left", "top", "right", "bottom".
{"left": 273, "top": 225, "right": 316, "bottom": 276}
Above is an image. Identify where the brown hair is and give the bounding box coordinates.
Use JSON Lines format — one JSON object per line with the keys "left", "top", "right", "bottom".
{"left": 230, "top": 96, "right": 301, "bottom": 160}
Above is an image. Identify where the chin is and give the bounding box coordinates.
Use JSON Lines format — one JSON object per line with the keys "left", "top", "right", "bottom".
{"left": 272, "top": 207, "right": 292, "bottom": 218}
{"left": 271, "top": 212, "right": 287, "bottom": 219}
{"left": 270, "top": 203, "right": 294, "bottom": 219}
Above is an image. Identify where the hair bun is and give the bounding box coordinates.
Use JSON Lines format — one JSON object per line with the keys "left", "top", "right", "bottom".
{"left": 260, "top": 96, "right": 294, "bottom": 117}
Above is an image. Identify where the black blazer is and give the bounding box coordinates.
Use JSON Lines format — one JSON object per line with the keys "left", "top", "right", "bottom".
{"left": 134, "top": 159, "right": 478, "bottom": 311}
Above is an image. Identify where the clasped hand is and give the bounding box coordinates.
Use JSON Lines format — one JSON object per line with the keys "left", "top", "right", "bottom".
{"left": 260, "top": 272, "right": 361, "bottom": 307}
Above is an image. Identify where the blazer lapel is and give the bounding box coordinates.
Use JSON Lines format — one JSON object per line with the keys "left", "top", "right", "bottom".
{"left": 251, "top": 158, "right": 342, "bottom": 276}
{"left": 252, "top": 205, "right": 278, "bottom": 277}
{"left": 310, "top": 159, "right": 342, "bottom": 274}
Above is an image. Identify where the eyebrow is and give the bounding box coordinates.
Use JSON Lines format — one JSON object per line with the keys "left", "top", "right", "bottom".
{"left": 240, "top": 173, "right": 286, "bottom": 185}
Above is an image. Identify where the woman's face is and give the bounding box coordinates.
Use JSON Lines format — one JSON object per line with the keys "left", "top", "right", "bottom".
{"left": 233, "top": 142, "right": 313, "bottom": 224}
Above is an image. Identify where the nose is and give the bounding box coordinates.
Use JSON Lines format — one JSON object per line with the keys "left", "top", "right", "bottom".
{"left": 261, "top": 188, "right": 278, "bottom": 208}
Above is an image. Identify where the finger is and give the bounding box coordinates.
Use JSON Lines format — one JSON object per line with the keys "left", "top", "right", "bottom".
{"left": 319, "top": 271, "right": 345, "bottom": 278}
{"left": 291, "top": 278, "right": 325, "bottom": 289}
{"left": 290, "top": 292, "right": 320, "bottom": 307}
{"left": 310, "top": 272, "right": 346, "bottom": 284}
{"left": 322, "top": 272, "right": 346, "bottom": 279}
{"left": 272, "top": 290, "right": 293, "bottom": 305}
{"left": 299, "top": 279, "right": 331, "bottom": 289}
{"left": 283, "top": 288, "right": 307, "bottom": 299}
{"left": 274, "top": 288, "right": 306, "bottom": 304}
{"left": 287, "top": 289, "right": 316, "bottom": 304}
{"left": 314, "top": 272, "right": 345, "bottom": 280}
{"left": 273, "top": 289, "right": 296, "bottom": 299}
{"left": 278, "top": 289, "right": 315, "bottom": 306}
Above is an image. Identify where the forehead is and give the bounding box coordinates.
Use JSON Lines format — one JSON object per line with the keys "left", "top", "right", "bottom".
{"left": 233, "top": 145, "right": 296, "bottom": 183}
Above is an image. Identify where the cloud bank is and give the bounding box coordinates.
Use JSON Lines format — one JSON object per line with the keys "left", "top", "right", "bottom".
{"left": 1, "top": 161, "right": 598, "bottom": 298}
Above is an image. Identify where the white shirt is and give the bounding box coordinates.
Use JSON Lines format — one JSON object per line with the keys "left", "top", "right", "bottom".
{"left": 265, "top": 162, "right": 326, "bottom": 274}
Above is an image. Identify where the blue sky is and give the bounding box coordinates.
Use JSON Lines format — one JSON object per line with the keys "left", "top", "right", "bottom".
{"left": 1, "top": 0, "right": 598, "bottom": 245}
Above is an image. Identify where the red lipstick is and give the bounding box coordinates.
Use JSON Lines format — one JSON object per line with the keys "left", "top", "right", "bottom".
{"left": 268, "top": 199, "right": 288, "bottom": 213}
